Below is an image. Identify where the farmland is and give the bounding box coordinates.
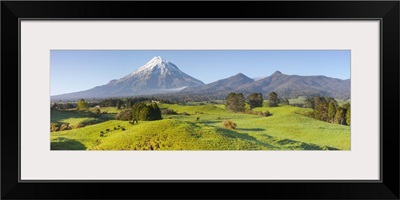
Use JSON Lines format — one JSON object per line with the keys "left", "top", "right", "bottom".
{"left": 50, "top": 102, "right": 350, "bottom": 151}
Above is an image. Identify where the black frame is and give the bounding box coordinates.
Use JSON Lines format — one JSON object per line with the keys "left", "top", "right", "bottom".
{"left": 2, "top": 1, "right": 399, "bottom": 199}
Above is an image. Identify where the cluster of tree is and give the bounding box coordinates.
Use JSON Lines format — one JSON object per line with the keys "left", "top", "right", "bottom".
{"left": 132, "top": 102, "right": 162, "bottom": 121}
{"left": 226, "top": 92, "right": 284, "bottom": 113}
{"left": 97, "top": 97, "right": 152, "bottom": 108}
{"left": 304, "top": 97, "right": 350, "bottom": 125}
{"left": 51, "top": 102, "right": 76, "bottom": 111}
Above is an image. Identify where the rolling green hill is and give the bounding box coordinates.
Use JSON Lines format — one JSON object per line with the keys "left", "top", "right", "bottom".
{"left": 51, "top": 103, "right": 350, "bottom": 150}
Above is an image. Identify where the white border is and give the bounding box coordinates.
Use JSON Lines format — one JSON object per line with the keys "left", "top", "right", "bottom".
{"left": 21, "top": 21, "right": 380, "bottom": 180}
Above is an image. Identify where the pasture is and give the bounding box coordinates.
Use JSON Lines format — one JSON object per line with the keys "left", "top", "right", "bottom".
{"left": 50, "top": 103, "right": 350, "bottom": 150}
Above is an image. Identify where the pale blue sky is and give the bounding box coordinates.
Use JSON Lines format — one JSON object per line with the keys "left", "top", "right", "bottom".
{"left": 51, "top": 50, "right": 350, "bottom": 95}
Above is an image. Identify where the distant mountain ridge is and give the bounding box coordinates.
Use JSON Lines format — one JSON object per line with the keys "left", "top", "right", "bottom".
{"left": 182, "top": 70, "right": 350, "bottom": 99}
{"left": 51, "top": 56, "right": 350, "bottom": 100}
{"left": 182, "top": 73, "right": 255, "bottom": 94}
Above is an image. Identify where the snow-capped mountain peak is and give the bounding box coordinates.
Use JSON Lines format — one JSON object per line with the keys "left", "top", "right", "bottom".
{"left": 128, "top": 56, "right": 184, "bottom": 77}
{"left": 111, "top": 56, "right": 204, "bottom": 89}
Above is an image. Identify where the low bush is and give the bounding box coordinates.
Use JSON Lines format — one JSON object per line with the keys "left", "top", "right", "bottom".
{"left": 50, "top": 123, "right": 59, "bottom": 132}
{"left": 222, "top": 120, "right": 237, "bottom": 129}
{"left": 71, "top": 123, "right": 85, "bottom": 129}
{"left": 93, "top": 109, "right": 101, "bottom": 115}
{"left": 244, "top": 109, "right": 272, "bottom": 117}
{"left": 59, "top": 123, "right": 70, "bottom": 131}
{"left": 161, "top": 109, "right": 178, "bottom": 115}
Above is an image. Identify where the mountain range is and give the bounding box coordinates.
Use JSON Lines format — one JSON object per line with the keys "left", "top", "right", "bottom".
{"left": 51, "top": 56, "right": 350, "bottom": 100}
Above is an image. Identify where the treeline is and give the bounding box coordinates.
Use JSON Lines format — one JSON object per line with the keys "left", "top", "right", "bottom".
{"left": 225, "top": 91, "right": 283, "bottom": 113}
{"left": 51, "top": 102, "right": 76, "bottom": 110}
{"left": 304, "top": 97, "right": 350, "bottom": 125}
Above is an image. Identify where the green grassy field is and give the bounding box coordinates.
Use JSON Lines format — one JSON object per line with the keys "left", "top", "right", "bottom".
{"left": 51, "top": 103, "right": 350, "bottom": 151}
{"left": 51, "top": 109, "right": 115, "bottom": 126}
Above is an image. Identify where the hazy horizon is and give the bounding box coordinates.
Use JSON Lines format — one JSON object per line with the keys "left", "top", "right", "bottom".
{"left": 51, "top": 50, "right": 350, "bottom": 96}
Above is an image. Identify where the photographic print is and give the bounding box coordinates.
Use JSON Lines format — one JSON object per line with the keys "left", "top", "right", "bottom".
{"left": 50, "top": 50, "right": 351, "bottom": 151}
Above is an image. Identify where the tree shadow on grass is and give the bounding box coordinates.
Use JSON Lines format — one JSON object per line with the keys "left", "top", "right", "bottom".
{"left": 216, "top": 127, "right": 277, "bottom": 149}
{"left": 198, "top": 120, "right": 220, "bottom": 124}
{"left": 236, "top": 128, "right": 265, "bottom": 132}
{"left": 51, "top": 137, "right": 86, "bottom": 150}
{"left": 276, "top": 138, "right": 339, "bottom": 150}
{"left": 51, "top": 110, "right": 112, "bottom": 126}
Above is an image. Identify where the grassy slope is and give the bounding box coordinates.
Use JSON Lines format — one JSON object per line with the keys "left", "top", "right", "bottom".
{"left": 160, "top": 104, "right": 350, "bottom": 150}
{"left": 51, "top": 108, "right": 117, "bottom": 126}
{"left": 51, "top": 120, "right": 270, "bottom": 150}
{"left": 51, "top": 103, "right": 350, "bottom": 150}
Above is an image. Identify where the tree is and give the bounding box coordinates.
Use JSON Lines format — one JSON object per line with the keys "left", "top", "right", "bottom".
{"left": 346, "top": 105, "right": 351, "bottom": 125}
{"left": 304, "top": 98, "right": 315, "bottom": 109}
{"left": 247, "top": 93, "right": 263, "bottom": 109}
{"left": 313, "top": 97, "right": 329, "bottom": 122}
{"left": 334, "top": 107, "right": 347, "bottom": 125}
{"left": 280, "top": 98, "right": 290, "bottom": 105}
{"left": 131, "top": 102, "right": 162, "bottom": 121}
{"left": 125, "top": 99, "right": 132, "bottom": 108}
{"left": 132, "top": 102, "right": 146, "bottom": 121}
{"left": 225, "top": 92, "right": 245, "bottom": 112}
{"left": 268, "top": 92, "right": 279, "bottom": 107}
{"left": 150, "top": 103, "right": 162, "bottom": 120}
{"left": 328, "top": 101, "right": 337, "bottom": 123}
{"left": 77, "top": 99, "right": 89, "bottom": 110}
{"left": 139, "top": 106, "right": 152, "bottom": 121}
{"left": 51, "top": 103, "right": 59, "bottom": 110}
{"left": 116, "top": 99, "right": 121, "bottom": 109}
